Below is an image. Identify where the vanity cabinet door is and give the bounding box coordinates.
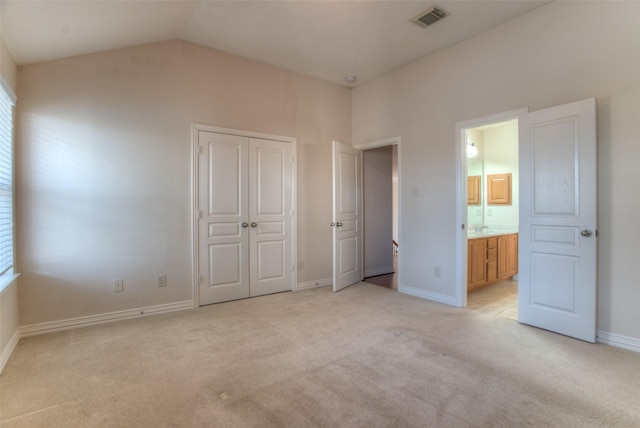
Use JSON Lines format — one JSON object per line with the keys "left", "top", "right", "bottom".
{"left": 468, "top": 176, "right": 481, "bottom": 205}
{"left": 497, "top": 235, "right": 509, "bottom": 279}
{"left": 505, "top": 233, "right": 518, "bottom": 277}
{"left": 497, "top": 233, "right": 518, "bottom": 279}
{"left": 487, "top": 173, "right": 512, "bottom": 205}
{"left": 486, "top": 237, "right": 498, "bottom": 282}
{"left": 468, "top": 238, "right": 487, "bottom": 290}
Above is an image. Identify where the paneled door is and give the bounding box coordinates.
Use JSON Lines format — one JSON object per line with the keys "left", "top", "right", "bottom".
{"left": 332, "top": 140, "right": 362, "bottom": 291}
{"left": 518, "top": 98, "right": 597, "bottom": 342}
{"left": 198, "top": 131, "right": 292, "bottom": 305}
{"left": 248, "top": 138, "right": 293, "bottom": 297}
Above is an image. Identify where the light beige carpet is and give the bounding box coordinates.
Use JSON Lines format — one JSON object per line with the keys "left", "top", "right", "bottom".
{"left": 2, "top": 282, "right": 639, "bottom": 427}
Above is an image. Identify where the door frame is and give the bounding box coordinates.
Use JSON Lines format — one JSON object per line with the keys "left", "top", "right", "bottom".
{"left": 191, "top": 123, "right": 298, "bottom": 308}
{"left": 454, "top": 109, "right": 526, "bottom": 307}
{"left": 354, "top": 136, "right": 402, "bottom": 292}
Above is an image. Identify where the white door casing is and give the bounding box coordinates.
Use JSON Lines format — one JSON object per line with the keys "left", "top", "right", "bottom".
{"left": 518, "top": 98, "right": 597, "bottom": 343}
{"left": 196, "top": 128, "right": 295, "bottom": 305}
{"left": 332, "top": 140, "right": 362, "bottom": 292}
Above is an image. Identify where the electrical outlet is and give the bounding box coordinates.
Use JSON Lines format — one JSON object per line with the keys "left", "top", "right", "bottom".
{"left": 113, "top": 279, "right": 124, "bottom": 292}
{"left": 434, "top": 266, "right": 441, "bottom": 278}
{"left": 157, "top": 274, "right": 167, "bottom": 287}
{"left": 297, "top": 260, "right": 304, "bottom": 270}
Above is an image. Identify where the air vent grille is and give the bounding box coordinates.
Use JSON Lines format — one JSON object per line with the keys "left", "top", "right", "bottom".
{"left": 411, "top": 5, "right": 450, "bottom": 28}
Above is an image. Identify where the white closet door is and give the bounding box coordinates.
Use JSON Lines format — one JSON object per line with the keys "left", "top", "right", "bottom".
{"left": 248, "top": 138, "right": 292, "bottom": 297}
{"left": 199, "top": 131, "right": 250, "bottom": 305}
{"left": 198, "top": 132, "right": 293, "bottom": 305}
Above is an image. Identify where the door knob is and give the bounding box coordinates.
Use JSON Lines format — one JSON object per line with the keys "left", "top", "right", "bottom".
{"left": 581, "top": 229, "right": 592, "bottom": 237}
{"left": 241, "top": 222, "right": 249, "bottom": 228}
{"left": 336, "top": 222, "right": 343, "bottom": 227}
{"left": 251, "top": 222, "right": 258, "bottom": 228}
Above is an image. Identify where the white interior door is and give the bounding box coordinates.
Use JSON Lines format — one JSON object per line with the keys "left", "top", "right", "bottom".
{"left": 332, "top": 140, "right": 362, "bottom": 291}
{"left": 198, "top": 131, "right": 293, "bottom": 305}
{"left": 249, "top": 138, "right": 292, "bottom": 297}
{"left": 518, "top": 98, "right": 598, "bottom": 342}
{"left": 199, "top": 131, "right": 249, "bottom": 305}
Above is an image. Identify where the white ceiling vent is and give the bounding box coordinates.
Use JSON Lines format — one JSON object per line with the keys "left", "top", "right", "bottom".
{"left": 410, "top": 5, "right": 450, "bottom": 28}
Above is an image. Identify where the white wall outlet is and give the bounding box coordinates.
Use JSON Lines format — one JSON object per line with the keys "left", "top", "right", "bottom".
{"left": 157, "top": 274, "right": 167, "bottom": 287}
{"left": 113, "top": 279, "right": 124, "bottom": 292}
{"left": 434, "top": 266, "right": 441, "bottom": 278}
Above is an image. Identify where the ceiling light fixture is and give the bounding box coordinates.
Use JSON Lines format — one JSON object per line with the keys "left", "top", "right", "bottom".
{"left": 344, "top": 76, "right": 358, "bottom": 84}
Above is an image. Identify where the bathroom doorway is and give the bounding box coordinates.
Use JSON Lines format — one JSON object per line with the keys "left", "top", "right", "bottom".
{"left": 456, "top": 109, "right": 524, "bottom": 316}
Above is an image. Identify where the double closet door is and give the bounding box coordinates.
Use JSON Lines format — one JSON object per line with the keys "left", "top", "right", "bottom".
{"left": 198, "top": 131, "right": 293, "bottom": 305}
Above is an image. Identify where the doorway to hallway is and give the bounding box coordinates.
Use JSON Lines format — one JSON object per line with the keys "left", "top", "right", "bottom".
{"left": 362, "top": 145, "right": 398, "bottom": 290}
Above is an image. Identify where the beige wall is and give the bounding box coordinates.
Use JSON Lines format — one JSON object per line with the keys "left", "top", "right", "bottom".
{"left": 0, "top": 35, "right": 18, "bottom": 372}
{"left": 1, "top": 38, "right": 17, "bottom": 93}
{"left": 16, "top": 40, "right": 350, "bottom": 325}
{"left": 353, "top": 2, "right": 640, "bottom": 340}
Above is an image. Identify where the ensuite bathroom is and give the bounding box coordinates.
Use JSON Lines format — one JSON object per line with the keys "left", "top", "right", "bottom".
{"left": 466, "top": 119, "right": 519, "bottom": 317}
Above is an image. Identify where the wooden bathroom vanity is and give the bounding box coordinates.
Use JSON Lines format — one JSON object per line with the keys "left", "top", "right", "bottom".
{"left": 467, "top": 233, "right": 518, "bottom": 293}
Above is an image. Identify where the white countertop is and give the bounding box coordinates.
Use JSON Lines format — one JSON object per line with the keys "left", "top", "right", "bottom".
{"left": 467, "top": 227, "right": 518, "bottom": 239}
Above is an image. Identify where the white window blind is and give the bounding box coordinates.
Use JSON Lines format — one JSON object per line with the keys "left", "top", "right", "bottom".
{"left": 0, "top": 80, "right": 15, "bottom": 276}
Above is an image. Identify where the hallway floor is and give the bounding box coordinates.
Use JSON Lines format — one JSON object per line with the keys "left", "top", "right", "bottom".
{"left": 363, "top": 255, "right": 397, "bottom": 290}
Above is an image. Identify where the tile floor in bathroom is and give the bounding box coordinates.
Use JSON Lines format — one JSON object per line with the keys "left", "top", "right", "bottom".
{"left": 466, "top": 280, "right": 518, "bottom": 320}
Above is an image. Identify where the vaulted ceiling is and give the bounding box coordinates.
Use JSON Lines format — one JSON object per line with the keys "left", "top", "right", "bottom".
{"left": 1, "top": 1, "right": 547, "bottom": 86}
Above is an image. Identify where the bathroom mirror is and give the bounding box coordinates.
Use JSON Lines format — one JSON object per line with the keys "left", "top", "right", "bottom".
{"left": 467, "top": 158, "right": 483, "bottom": 225}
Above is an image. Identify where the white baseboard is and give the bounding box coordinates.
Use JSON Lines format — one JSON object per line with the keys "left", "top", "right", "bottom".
{"left": 597, "top": 330, "right": 640, "bottom": 353}
{"left": 0, "top": 328, "right": 20, "bottom": 374}
{"left": 364, "top": 266, "right": 394, "bottom": 278}
{"left": 20, "top": 300, "right": 195, "bottom": 338}
{"left": 297, "top": 277, "right": 332, "bottom": 291}
{"left": 398, "top": 285, "right": 457, "bottom": 307}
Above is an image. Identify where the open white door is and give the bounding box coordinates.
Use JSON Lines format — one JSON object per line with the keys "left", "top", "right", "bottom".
{"left": 332, "top": 141, "right": 362, "bottom": 292}
{"left": 518, "top": 98, "right": 597, "bottom": 342}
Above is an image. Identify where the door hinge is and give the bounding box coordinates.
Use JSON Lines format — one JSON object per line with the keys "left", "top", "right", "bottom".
{"left": 291, "top": 155, "right": 294, "bottom": 163}
{"left": 462, "top": 224, "right": 465, "bottom": 230}
{"left": 197, "top": 145, "right": 203, "bottom": 154}
{"left": 199, "top": 275, "right": 203, "bottom": 284}
{"left": 198, "top": 210, "right": 203, "bottom": 219}
{"left": 291, "top": 209, "right": 295, "bottom": 217}
{"left": 291, "top": 264, "right": 295, "bottom": 272}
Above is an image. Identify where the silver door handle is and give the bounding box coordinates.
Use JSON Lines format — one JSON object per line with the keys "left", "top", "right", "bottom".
{"left": 251, "top": 222, "right": 258, "bottom": 228}
{"left": 581, "top": 229, "right": 592, "bottom": 237}
{"left": 241, "top": 222, "right": 249, "bottom": 228}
